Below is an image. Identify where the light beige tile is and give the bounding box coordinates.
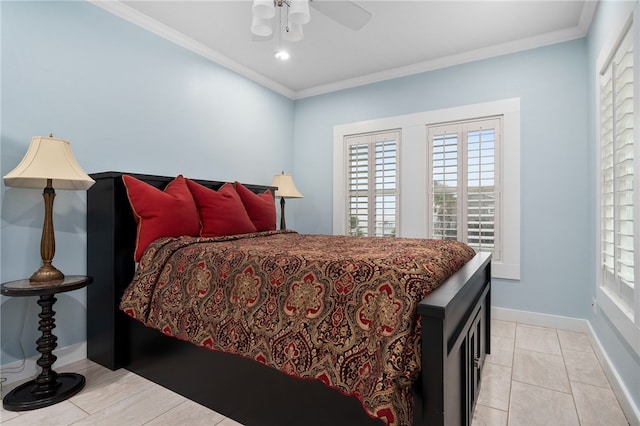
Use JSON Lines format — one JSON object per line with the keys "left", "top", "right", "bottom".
{"left": 71, "top": 383, "right": 184, "bottom": 425}
{"left": 486, "top": 336, "right": 514, "bottom": 367}
{"left": 69, "top": 368, "right": 154, "bottom": 414}
{"left": 563, "top": 348, "right": 610, "bottom": 389}
{"left": 217, "top": 417, "right": 245, "bottom": 426}
{"left": 57, "top": 358, "right": 103, "bottom": 375}
{"left": 515, "top": 324, "right": 561, "bottom": 355}
{"left": 557, "top": 329, "right": 592, "bottom": 353}
{"left": 2, "top": 400, "right": 88, "bottom": 425}
{"left": 571, "top": 381, "right": 629, "bottom": 426}
{"left": 491, "top": 335, "right": 515, "bottom": 352}
{"left": 491, "top": 320, "right": 516, "bottom": 339}
{"left": 512, "top": 349, "right": 570, "bottom": 393}
{"left": 477, "top": 362, "right": 512, "bottom": 411}
{"left": 0, "top": 407, "right": 21, "bottom": 422}
{"left": 145, "top": 399, "right": 226, "bottom": 425}
{"left": 508, "top": 381, "right": 578, "bottom": 426}
{"left": 59, "top": 360, "right": 117, "bottom": 383}
{"left": 472, "top": 403, "right": 508, "bottom": 426}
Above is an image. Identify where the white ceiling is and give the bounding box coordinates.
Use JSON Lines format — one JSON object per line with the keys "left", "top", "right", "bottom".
{"left": 92, "top": 1, "right": 597, "bottom": 99}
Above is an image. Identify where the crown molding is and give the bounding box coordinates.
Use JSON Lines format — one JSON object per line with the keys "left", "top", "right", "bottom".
{"left": 295, "top": 21, "right": 592, "bottom": 99}
{"left": 89, "top": 0, "right": 596, "bottom": 101}
{"left": 578, "top": 0, "right": 599, "bottom": 35}
{"left": 89, "top": 1, "right": 296, "bottom": 99}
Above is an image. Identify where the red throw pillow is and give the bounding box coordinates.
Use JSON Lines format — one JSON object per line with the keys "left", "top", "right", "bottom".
{"left": 186, "top": 179, "right": 257, "bottom": 237}
{"left": 123, "top": 175, "right": 200, "bottom": 262}
{"left": 234, "top": 181, "right": 276, "bottom": 232}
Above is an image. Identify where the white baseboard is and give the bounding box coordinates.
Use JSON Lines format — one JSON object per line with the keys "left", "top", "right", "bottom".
{"left": 0, "top": 342, "right": 87, "bottom": 387}
{"left": 492, "top": 307, "right": 639, "bottom": 426}
{"left": 492, "top": 306, "right": 589, "bottom": 332}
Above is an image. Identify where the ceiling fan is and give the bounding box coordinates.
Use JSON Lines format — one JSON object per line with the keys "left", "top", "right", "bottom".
{"left": 310, "top": 0, "right": 372, "bottom": 31}
{"left": 251, "top": 0, "right": 372, "bottom": 43}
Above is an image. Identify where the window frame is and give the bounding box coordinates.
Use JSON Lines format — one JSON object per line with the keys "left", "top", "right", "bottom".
{"left": 333, "top": 98, "right": 520, "bottom": 280}
{"left": 595, "top": 3, "right": 640, "bottom": 356}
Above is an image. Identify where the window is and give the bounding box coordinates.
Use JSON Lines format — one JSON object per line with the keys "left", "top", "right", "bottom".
{"left": 597, "top": 9, "right": 639, "bottom": 354}
{"left": 333, "top": 98, "right": 520, "bottom": 280}
{"left": 345, "top": 130, "right": 399, "bottom": 237}
{"left": 428, "top": 118, "right": 502, "bottom": 260}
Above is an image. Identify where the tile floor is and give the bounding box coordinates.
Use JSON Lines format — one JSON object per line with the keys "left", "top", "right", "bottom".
{"left": 0, "top": 320, "right": 630, "bottom": 425}
{"left": 472, "top": 320, "right": 628, "bottom": 426}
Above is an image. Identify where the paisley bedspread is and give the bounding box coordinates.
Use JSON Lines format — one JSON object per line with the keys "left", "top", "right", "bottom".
{"left": 120, "top": 231, "right": 475, "bottom": 425}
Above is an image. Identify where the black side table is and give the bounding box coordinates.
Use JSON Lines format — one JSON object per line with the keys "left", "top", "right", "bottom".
{"left": 1, "top": 275, "right": 93, "bottom": 411}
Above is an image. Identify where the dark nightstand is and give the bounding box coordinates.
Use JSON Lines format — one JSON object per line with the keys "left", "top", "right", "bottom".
{"left": 1, "top": 275, "right": 93, "bottom": 411}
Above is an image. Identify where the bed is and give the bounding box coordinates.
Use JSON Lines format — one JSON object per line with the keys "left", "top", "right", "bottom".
{"left": 86, "top": 171, "right": 491, "bottom": 426}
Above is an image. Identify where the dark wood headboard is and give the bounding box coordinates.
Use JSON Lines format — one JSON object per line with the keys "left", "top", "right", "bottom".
{"left": 86, "top": 171, "right": 275, "bottom": 369}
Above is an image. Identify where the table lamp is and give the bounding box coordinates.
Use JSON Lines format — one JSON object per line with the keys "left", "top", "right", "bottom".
{"left": 270, "top": 171, "right": 303, "bottom": 230}
{"left": 3, "top": 135, "right": 95, "bottom": 283}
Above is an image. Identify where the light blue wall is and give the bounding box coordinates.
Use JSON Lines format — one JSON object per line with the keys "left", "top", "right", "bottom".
{"left": 586, "top": 0, "right": 640, "bottom": 412}
{"left": 293, "top": 39, "right": 591, "bottom": 320}
{"left": 2, "top": 2, "right": 637, "bottom": 413}
{"left": 1, "top": 1, "right": 294, "bottom": 365}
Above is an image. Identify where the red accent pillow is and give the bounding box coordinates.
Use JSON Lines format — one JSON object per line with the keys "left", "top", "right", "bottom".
{"left": 122, "top": 175, "right": 200, "bottom": 262}
{"left": 234, "top": 181, "right": 276, "bottom": 232}
{"left": 186, "top": 179, "right": 257, "bottom": 237}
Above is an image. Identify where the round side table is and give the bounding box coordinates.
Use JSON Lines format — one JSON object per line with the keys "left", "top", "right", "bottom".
{"left": 1, "top": 275, "right": 93, "bottom": 411}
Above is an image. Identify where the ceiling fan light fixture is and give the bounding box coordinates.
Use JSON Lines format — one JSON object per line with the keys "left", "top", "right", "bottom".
{"left": 288, "top": 0, "right": 310, "bottom": 25}
{"left": 274, "top": 49, "right": 290, "bottom": 61}
{"left": 252, "top": 0, "right": 276, "bottom": 20}
{"left": 283, "top": 22, "right": 303, "bottom": 42}
{"left": 250, "top": 0, "right": 316, "bottom": 46}
{"left": 251, "top": 15, "right": 273, "bottom": 37}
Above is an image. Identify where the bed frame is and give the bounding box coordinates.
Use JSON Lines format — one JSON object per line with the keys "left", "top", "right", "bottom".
{"left": 86, "top": 171, "right": 491, "bottom": 426}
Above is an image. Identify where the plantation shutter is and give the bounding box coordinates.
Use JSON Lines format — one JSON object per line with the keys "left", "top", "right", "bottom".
{"left": 600, "top": 26, "right": 635, "bottom": 316}
{"left": 346, "top": 130, "right": 399, "bottom": 237}
{"left": 431, "top": 124, "right": 460, "bottom": 240}
{"left": 466, "top": 121, "right": 499, "bottom": 255}
{"left": 428, "top": 118, "right": 501, "bottom": 260}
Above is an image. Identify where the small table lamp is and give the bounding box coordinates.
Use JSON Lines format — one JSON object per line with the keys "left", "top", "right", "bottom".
{"left": 3, "top": 135, "right": 95, "bottom": 283}
{"left": 270, "top": 171, "right": 303, "bottom": 230}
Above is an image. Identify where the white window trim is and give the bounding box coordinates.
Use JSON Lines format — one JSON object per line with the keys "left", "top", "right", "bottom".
{"left": 595, "top": 2, "right": 640, "bottom": 356}
{"left": 333, "top": 98, "right": 520, "bottom": 280}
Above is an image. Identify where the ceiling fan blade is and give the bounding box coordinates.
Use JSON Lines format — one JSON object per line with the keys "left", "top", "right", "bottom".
{"left": 310, "top": 0, "right": 372, "bottom": 31}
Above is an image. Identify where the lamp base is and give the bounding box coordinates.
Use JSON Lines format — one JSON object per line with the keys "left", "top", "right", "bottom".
{"left": 280, "top": 197, "right": 287, "bottom": 230}
{"left": 30, "top": 180, "right": 64, "bottom": 284}
{"left": 30, "top": 263, "right": 64, "bottom": 283}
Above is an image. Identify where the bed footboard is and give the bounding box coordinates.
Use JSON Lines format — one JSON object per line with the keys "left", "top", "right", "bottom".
{"left": 418, "top": 252, "right": 491, "bottom": 426}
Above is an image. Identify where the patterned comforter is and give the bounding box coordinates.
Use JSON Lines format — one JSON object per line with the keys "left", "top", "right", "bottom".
{"left": 120, "top": 231, "right": 475, "bottom": 425}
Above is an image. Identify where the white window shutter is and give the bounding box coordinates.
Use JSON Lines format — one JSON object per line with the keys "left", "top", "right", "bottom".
{"left": 346, "top": 131, "right": 399, "bottom": 237}
{"left": 600, "top": 23, "right": 635, "bottom": 318}
{"left": 465, "top": 119, "right": 501, "bottom": 258}
{"left": 430, "top": 124, "right": 460, "bottom": 241}
{"left": 428, "top": 118, "right": 502, "bottom": 260}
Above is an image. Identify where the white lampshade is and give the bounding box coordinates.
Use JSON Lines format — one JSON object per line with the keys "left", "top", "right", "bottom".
{"left": 271, "top": 172, "right": 303, "bottom": 198}
{"left": 288, "top": 0, "right": 310, "bottom": 25}
{"left": 283, "top": 22, "right": 303, "bottom": 42}
{"left": 253, "top": 0, "right": 275, "bottom": 20}
{"left": 251, "top": 15, "right": 273, "bottom": 37}
{"left": 4, "top": 136, "right": 95, "bottom": 190}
